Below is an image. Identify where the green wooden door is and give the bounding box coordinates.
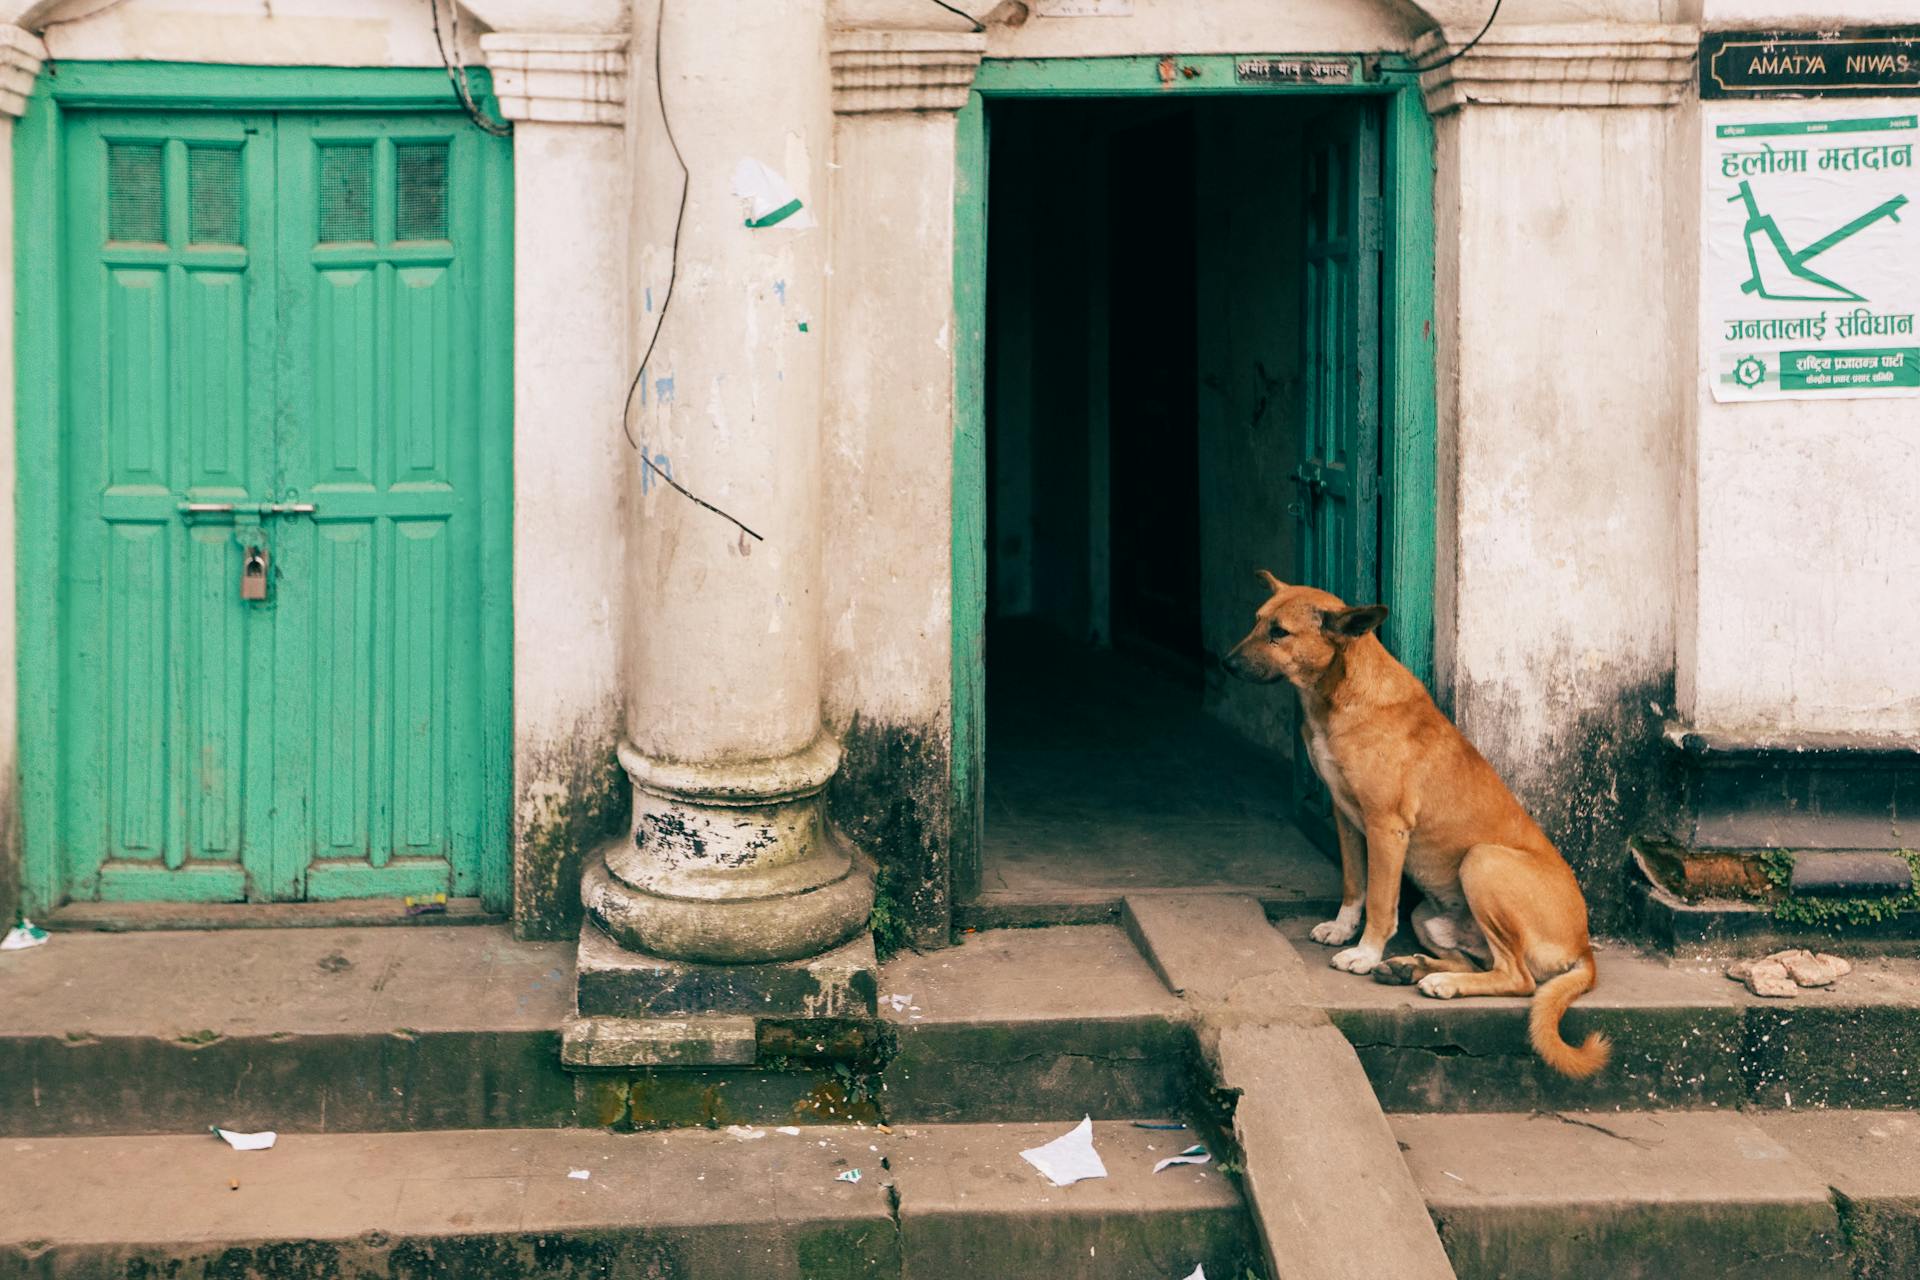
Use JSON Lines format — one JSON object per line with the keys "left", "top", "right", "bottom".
{"left": 58, "top": 108, "right": 504, "bottom": 904}
{"left": 1293, "top": 101, "right": 1385, "bottom": 837}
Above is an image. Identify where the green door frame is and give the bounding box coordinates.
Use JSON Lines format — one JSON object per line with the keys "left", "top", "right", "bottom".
{"left": 14, "top": 63, "right": 516, "bottom": 915}
{"left": 950, "top": 55, "right": 1438, "bottom": 900}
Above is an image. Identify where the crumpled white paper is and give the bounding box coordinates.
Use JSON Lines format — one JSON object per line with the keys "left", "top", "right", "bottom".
{"left": 1020, "top": 1116, "right": 1108, "bottom": 1187}
{"left": 1180, "top": 1266, "right": 1206, "bottom": 1280}
{"left": 1, "top": 919, "right": 48, "bottom": 951}
{"left": 1153, "top": 1144, "right": 1212, "bottom": 1174}
{"left": 211, "top": 1127, "right": 276, "bottom": 1151}
{"left": 731, "top": 157, "right": 817, "bottom": 230}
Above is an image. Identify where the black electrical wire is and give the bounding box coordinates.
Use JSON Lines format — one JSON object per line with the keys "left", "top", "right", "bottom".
{"left": 618, "top": 1, "right": 762, "bottom": 545}
{"left": 1414, "top": 0, "right": 1503, "bottom": 73}
{"left": 622, "top": 0, "right": 689, "bottom": 454}
{"left": 924, "top": 0, "right": 985, "bottom": 33}
{"left": 429, "top": 0, "right": 512, "bottom": 137}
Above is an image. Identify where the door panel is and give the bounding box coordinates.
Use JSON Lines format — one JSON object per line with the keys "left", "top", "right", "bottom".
{"left": 1293, "top": 102, "right": 1385, "bottom": 842}
{"left": 58, "top": 108, "right": 497, "bottom": 904}
{"left": 64, "top": 113, "right": 277, "bottom": 902}
{"left": 273, "top": 114, "right": 480, "bottom": 900}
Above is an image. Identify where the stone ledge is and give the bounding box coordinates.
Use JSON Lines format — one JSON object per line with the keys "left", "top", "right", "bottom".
{"left": 0, "top": 25, "right": 47, "bottom": 119}
{"left": 561, "top": 1014, "right": 758, "bottom": 1067}
{"left": 575, "top": 919, "right": 878, "bottom": 1019}
{"left": 831, "top": 27, "right": 986, "bottom": 114}
{"left": 480, "top": 32, "right": 627, "bottom": 125}
{"left": 1415, "top": 22, "right": 1699, "bottom": 115}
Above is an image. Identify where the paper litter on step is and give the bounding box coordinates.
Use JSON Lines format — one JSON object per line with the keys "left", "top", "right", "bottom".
{"left": 776, "top": 1126, "right": 802, "bottom": 1136}
{"left": 1020, "top": 1116, "right": 1107, "bottom": 1187}
{"left": 1152, "top": 1144, "right": 1212, "bottom": 1174}
{"left": 211, "top": 1127, "right": 276, "bottom": 1151}
{"left": 1, "top": 919, "right": 48, "bottom": 951}
{"left": 568, "top": 1169, "right": 591, "bottom": 1181}
{"left": 725, "top": 1125, "right": 768, "bottom": 1141}
{"left": 836, "top": 1169, "right": 862, "bottom": 1184}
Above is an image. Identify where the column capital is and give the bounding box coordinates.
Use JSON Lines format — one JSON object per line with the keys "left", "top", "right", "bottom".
{"left": 1415, "top": 22, "right": 1698, "bottom": 116}
{"left": 479, "top": 32, "right": 627, "bottom": 125}
{"left": 0, "top": 25, "right": 47, "bottom": 119}
{"left": 830, "top": 27, "right": 985, "bottom": 115}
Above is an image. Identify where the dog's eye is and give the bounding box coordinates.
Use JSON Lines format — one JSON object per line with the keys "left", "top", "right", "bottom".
{"left": 1268, "top": 622, "right": 1287, "bottom": 641}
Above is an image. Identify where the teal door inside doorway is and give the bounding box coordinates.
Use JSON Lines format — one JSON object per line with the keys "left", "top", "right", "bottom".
{"left": 25, "top": 78, "right": 513, "bottom": 908}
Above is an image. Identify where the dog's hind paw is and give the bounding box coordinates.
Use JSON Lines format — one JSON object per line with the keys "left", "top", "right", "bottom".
{"left": 1310, "top": 910, "right": 1361, "bottom": 947}
{"left": 1331, "top": 945, "right": 1383, "bottom": 975}
{"left": 1417, "top": 973, "right": 1462, "bottom": 999}
{"left": 1372, "top": 956, "right": 1419, "bottom": 985}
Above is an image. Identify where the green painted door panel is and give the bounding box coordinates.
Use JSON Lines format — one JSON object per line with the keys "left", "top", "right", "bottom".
{"left": 55, "top": 106, "right": 502, "bottom": 904}
{"left": 1294, "top": 101, "right": 1386, "bottom": 840}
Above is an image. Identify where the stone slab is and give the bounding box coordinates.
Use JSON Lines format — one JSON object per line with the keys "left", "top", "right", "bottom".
{"left": 561, "top": 1015, "right": 758, "bottom": 1068}
{"left": 1123, "top": 895, "right": 1455, "bottom": 1280}
{"left": 1394, "top": 1110, "right": 1848, "bottom": 1280}
{"left": 574, "top": 923, "right": 877, "bottom": 1019}
{"left": 876, "top": 926, "right": 1194, "bottom": 1123}
{"left": 1791, "top": 851, "right": 1915, "bottom": 897}
{"left": 0, "top": 924, "right": 574, "bottom": 1037}
{"left": 1218, "top": 1021, "right": 1458, "bottom": 1280}
{"left": 1122, "top": 893, "right": 1316, "bottom": 1007}
{"left": 0, "top": 1122, "right": 1252, "bottom": 1280}
{"left": 0, "top": 925, "right": 578, "bottom": 1137}
{"left": 1759, "top": 1110, "right": 1920, "bottom": 1280}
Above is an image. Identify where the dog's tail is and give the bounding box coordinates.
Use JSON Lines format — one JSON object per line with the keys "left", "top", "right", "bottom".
{"left": 1528, "top": 951, "right": 1610, "bottom": 1079}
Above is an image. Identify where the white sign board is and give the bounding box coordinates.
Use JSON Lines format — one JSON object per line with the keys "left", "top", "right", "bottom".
{"left": 1703, "top": 110, "right": 1919, "bottom": 400}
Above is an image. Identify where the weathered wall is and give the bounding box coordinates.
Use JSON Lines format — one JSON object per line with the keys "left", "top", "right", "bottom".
{"left": 13, "top": 0, "right": 481, "bottom": 65}
{"left": 1681, "top": 96, "right": 1920, "bottom": 740}
{"left": 1437, "top": 102, "right": 1686, "bottom": 927}
{"left": 835, "top": 0, "right": 1430, "bottom": 56}
{"left": 510, "top": 119, "right": 629, "bottom": 939}
{"left": 823, "top": 106, "right": 965, "bottom": 950}
{"left": 1195, "top": 99, "right": 1305, "bottom": 761}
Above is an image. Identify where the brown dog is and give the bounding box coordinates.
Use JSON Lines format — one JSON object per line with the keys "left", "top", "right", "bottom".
{"left": 1222, "top": 571, "right": 1609, "bottom": 1078}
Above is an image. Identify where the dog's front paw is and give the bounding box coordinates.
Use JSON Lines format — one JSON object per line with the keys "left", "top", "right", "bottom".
{"left": 1309, "top": 909, "right": 1361, "bottom": 947}
{"left": 1331, "top": 945, "right": 1383, "bottom": 975}
{"left": 1417, "top": 973, "right": 1461, "bottom": 999}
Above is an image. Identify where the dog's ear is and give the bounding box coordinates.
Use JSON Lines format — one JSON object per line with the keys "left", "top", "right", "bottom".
{"left": 1322, "top": 604, "right": 1388, "bottom": 640}
{"left": 1256, "top": 569, "right": 1286, "bottom": 594}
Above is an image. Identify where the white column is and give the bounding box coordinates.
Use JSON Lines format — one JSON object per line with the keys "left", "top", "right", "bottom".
{"left": 480, "top": 32, "right": 633, "bottom": 939}
{"left": 587, "top": 0, "right": 873, "bottom": 964}
{"left": 0, "top": 26, "right": 44, "bottom": 923}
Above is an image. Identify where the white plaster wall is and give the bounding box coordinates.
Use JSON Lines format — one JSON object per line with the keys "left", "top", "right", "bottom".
{"left": 510, "top": 119, "right": 628, "bottom": 903}
{"left": 822, "top": 110, "right": 957, "bottom": 732}
{"left": 1683, "top": 93, "right": 1920, "bottom": 739}
{"left": 1441, "top": 103, "right": 1683, "bottom": 808}
{"left": 14, "top": 0, "right": 484, "bottom": 65}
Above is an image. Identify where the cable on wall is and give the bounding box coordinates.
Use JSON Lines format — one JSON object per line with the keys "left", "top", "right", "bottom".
{"left": 1413, "top": 0, "right": 1504, "bottom": 73}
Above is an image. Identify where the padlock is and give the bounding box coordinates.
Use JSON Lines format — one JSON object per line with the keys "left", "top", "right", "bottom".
{"left": 241, "top": 546, "right": 269, "bottom": 601}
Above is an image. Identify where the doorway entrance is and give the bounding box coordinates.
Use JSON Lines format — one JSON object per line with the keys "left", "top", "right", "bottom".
{"left": 951, "top": 60, "right": 1436, "bottom": 914}
{"left": 17, "top": 67, "right": 514, "bottom": 911}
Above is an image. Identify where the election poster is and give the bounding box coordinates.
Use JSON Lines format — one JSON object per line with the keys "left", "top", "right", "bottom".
{"left": 1704, "top": 110, "right": 1920, "bottom": 400}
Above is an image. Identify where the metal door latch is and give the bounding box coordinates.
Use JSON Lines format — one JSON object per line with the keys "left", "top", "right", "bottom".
{"left": 240, "top": 547, "right": 269, "bottom": 601}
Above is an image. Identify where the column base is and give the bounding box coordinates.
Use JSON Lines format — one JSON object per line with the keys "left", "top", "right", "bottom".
{"left": 574, "top": 908, "right": 878, "bottom": 1019}
{"left": 583, "top": 835, "right": 876, "bottom": 965}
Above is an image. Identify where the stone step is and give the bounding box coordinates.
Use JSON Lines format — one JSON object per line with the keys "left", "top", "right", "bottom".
{"left": 0, "top": 1121, "right": 1257, "bottom": 1280}
{"left": 1272, "top": 918, "right": 1920, "bottom": 1114}
{"left": 1392, "top": 1108, "right": 1920, "bottom": 1280}
{"left": 0, "top": 924, "right": 1196, "bottom": 1137}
